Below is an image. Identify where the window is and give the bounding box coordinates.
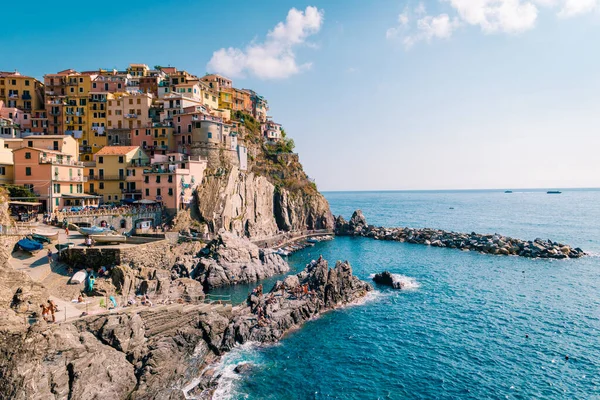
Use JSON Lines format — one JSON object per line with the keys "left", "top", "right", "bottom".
{"left": 93, "top": 83, "right": 97, "bottom": 88}
{"left": 144, "top": 176, "right": 149, "bottom": 183}
{"left": 53, "top": 184, "right": 60, "bottom": 193}
{"left": 118, "top": 156, "right": 124, "bottom": 163}
{"left": 168, "top": 188, "right": 173, "bottom": 196}
{"left": 168, "top": 175, "right": 173, "bottom": 183}
{"left": 108, "top": 195, "right": 111, "bottom": 200}
{"left": 25, "top": 152, "right": 31, "bottom": 159}
{"left": 28, "top": 140, "right": 33, "bottom": 147}
{"left": 25, "top": 167, "right": 31, "bottom": 176}
{"left": 0, "top": 167, "right": 5, "bottom": 175}
{"left": 70, "top": 184, "right": 73, "bottom": 193}
{"left": 98, "top": 156, "right": 103, "bottom": 164}
{"left": 145, "top": 188, "right": 149, "bottom": 196}
{"left": 156, "top": 176, "right": 161, "bottom": 183}
{"left": 99, "top": 182, "right": 104, "bottom": 189}
{"left": 156, "top": 188, "right": 161, "bottom": 196}
{"left": 89, "top": 169, "right": 94, "bottom": 177}
{"left": 207, "top": 132, "right": 212, "bottom": 139}
{"left": 119, "top": 182, "right": 124, "bottom": 189}
{"left": 25, "top": 80, "right": 30, "bottom": 86}
{"left": 187, "top": 124, "right": 191, "bottom": 133}
{"left": 137, "top": 98, "right": 141, "bottom": 104}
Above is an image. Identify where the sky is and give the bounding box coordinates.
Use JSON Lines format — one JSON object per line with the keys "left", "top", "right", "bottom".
{"left": 2, "top": 0, "right": 600, "bottom": 191}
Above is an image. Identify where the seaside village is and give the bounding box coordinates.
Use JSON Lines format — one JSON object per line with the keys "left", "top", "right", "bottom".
{"left": 0, "top": 63, "right": 323, "bottom": 322}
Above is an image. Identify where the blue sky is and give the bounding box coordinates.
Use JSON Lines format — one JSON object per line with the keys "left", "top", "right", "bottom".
{"left": 3, "top": 0, "right": 600, "bottom": 190}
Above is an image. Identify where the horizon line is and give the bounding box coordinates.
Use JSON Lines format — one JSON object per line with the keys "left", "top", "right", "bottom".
{"left": 321, "top": 186, "right": 600, "bottom": 193}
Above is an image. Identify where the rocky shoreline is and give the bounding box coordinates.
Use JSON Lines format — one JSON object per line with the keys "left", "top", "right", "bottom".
{"left": 336, "top": 210, "right": 585, "bottom": 259}
{"left": 187, "top": 256, "right": 372, "bottom": 397}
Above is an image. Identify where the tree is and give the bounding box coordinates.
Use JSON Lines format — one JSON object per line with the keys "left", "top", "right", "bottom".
{"left": 3, "top": 184, "right": 36, "bottom": 201}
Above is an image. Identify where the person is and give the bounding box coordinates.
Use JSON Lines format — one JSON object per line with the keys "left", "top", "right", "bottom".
{"left": 39, "top": 304, "right": 49, "bottom": 322}
{"left": 65, "top": 226, "right": 69, "bottom": 236}
{"left": 47, "top": 249, "right": 53, "bottom": 264}
{"left": 47, "top": 300, "right": 56, "bottom": 323}
{"left": 77, "top": 294, "right": 84, "bottom": 303}
{"left": 143, "top": 294, "right": 153, "bottom": 307}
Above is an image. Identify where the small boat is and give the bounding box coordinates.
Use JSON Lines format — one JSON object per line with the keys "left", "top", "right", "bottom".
{"left": 504, "top": 190, "right": 513, "bottom": 193}
{"left": 55, "top": 242, "right": 75, "bottom": 252}
{"left": 275, "top": 248, "right": 291, "bottom": 256}
{"left": 547, "top": 191, "right": 562, "bottom": 194}
{"left": 70, "top": 270, "right": 87, "bottom": 285}
{"left": 307, "top": 238, "right": 320, "bottom": 244}
{"left": 34, "top": 230, "right": 59, "bottom": 241}
{"left": 90, "top": 233, "right": 126, "bottom": 244}
{"left": 78, "top": 226, "right": 110, "bottom": 236}
{"left": 17, "top": 238, "right": 44, "bottom": 253}
{"left": 30, "top": 234, "right": 52, "bottom": 244}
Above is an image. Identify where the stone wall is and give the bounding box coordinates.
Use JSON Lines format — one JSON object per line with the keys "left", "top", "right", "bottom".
{"left": 63, "top": 238, "right": 173, "bottom": 270}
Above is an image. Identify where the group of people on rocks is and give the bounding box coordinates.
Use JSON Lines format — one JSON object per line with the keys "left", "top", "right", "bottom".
{"left": 39, "top": 299, "right": 58, "bottom": 323}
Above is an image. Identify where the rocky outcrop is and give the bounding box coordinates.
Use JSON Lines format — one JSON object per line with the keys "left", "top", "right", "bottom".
{"left": 336, "top": 210, "right": 586, "bottom": 259}
{"left": 373, "top": 271, "right": 405, "bottom": 289}
{"left": 0, "top": 303, "right": 232, "bottom": 400}
{"left": 192, "top": 231, "right": 289, "bottom": 289}
{"left": 221, "top": 256, "right": 372, "bottom": 349}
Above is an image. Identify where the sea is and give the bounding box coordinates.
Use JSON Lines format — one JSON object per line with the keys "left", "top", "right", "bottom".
{"left": 207, "top": 189, "right": 600, "bottom": 399}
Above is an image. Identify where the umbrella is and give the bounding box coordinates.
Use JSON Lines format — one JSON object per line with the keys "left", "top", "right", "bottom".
{"left": 134, "top": 199, "right": 156, "bottom": 204}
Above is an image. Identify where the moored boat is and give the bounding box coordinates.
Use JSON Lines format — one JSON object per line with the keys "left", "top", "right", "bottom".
{"left": 547, "top": 190, "right": 562, "bottom": 194}
{"left": 30, "top": 234, "right": 52, "bottom": 244}
{"left": 55, "top": 242, "right": 75, "bottom": 252}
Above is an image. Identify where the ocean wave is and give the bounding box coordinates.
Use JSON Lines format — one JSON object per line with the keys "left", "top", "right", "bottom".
{"left": 203, "top": 341, "right": 268, "bottom": 400}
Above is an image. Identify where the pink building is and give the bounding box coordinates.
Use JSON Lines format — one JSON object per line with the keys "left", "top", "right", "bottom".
{"left": 141, "top": 153, "right": 206, "bottom": 212}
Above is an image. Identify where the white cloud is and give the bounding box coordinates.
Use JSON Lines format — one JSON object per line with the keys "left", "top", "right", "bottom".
{"left": 404, "top": 14, "right": 461, "bottom": 48}
{"left": 207, "top": 6, "right": 324, "bottom": 80}
{"left": 447, "top": 0, "right": 539, "bottom": 34}
{"left": 557, "top": 0, "right": 599, "bottom": 17}
{"left": 387, "top": 0, "right": 599, "bottom": 48}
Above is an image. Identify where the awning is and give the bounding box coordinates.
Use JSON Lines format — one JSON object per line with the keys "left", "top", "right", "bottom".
{"left": 9, "top": 201, "right": 42, "bottom": 206}
{"left": 61, "top": 194, "right": 103, "bottom": 199}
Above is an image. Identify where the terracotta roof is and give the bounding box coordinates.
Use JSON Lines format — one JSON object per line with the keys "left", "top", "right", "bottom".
{"left": 94, "top": 146, "right": 139, "bottom": 156}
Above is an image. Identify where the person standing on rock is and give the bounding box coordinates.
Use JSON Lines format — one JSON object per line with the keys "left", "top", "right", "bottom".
{"left": 47, "top": 249, "right": 53, "bottom": 265}
{"left": 47, "top": 300, "right": 56, "bottom": 323}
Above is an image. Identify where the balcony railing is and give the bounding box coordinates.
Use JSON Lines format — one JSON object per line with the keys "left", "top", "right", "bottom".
{"left": 125, "top": 114, "right": 138, "bottom": 119}
{"left": 121, "top": 188, "right": 141, "bottom": 194}
{"left": 54, "top": 175, "right": 88, "bottom": 182}
{"left": 40, "top": 158, "right": 84, "bottom": 167}
{"left": 88, "top": 175, "right": 126, "bottom": 181}
{"left": 79, "top": 146, "right": 92, "bottom": 154}
{"left": 22, "top": 93, "right": 32, "bottom": 100}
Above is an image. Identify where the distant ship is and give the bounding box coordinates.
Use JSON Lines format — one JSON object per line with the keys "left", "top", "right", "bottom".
{"left": 504, "top": 190, "right": 513, "bottom": 193}
{"left": 547, "top": 190, "right": 562, "bottom": 194}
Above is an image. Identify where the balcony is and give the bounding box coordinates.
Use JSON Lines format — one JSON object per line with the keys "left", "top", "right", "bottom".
{"left": 54, "top": 175, "right": 88, "bottom": 182}
{"left": 8, "top": 93, "right": 18, "bottom": 99}
{"left": 121, "top": 188, "right": 141, "bottom": 194}
{"left": 88, "top": 175, "right": 126, "bottom": 181}
{"left": 125, "top": 114, "right": 138, "bottom": 119}
{"left": 40, "top": 158, "right": 84, "bottom": 167}
{"left": 22, "top": 93, "right": 32, "bottom": 100}
{"left": 79, "top": 146, "right": 92, "bottom": 154}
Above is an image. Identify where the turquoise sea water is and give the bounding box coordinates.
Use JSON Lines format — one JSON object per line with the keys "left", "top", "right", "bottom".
{"left": 212, "top": 190, "right": 600, "bottom": 399}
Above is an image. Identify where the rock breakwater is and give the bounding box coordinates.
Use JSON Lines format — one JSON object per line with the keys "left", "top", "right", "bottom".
{"left": 336, "top": 210, "right": 585, "bottom": 259}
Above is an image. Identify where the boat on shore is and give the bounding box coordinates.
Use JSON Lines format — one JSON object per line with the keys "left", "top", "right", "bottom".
{"left": 17, "top": 238, "right": 44, "bottom": 254}
{"left": 547, "top": 190, "right": 562, "bottom": 194}
{"left": 90, "top": 233, "right": 126, "bottom": 244}
{"left": 78, "top": 226, "right": 111, "bottom": 236}
{"left": 34, "top": 230, "right": 59, "bottom": 241}
{"left": 55, "top": 242, "right": 74, "bottom": 252}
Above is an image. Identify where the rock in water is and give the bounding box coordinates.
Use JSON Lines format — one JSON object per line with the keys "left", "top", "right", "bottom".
{"left": 193, "top": 231, "right": 290, "bottom": 288}
{"left": 221, "top": 256, "right": 372, "bottom": 349}
{"left": 373, "top": 271, "right": 397, "bottom": 288}
{"left": 234, "top": 363, "right": 254, "bottom": 374}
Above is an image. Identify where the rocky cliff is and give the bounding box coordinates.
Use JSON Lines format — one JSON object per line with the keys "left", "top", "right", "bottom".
{"left": 0, "top": 257, "right": 370, "bottom": 400}
{"left": 192, "top": 121, "right": 334, "bottom": 239}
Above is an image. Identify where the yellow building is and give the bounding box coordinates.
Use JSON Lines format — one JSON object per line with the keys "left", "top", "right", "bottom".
{"left": 126, "top": 63, "right": 150, "bottom": 77}
{"left": 107, "top": 92, "right": 153, "bottom": 130}
{"left": 0, "top": 71, "right": 44, "bottom": 113}
{"left": 86, "top": 146, "right": 149, "bottom": 204}
{"left": 219, "top": 87, "right": 233, "bottom": 110}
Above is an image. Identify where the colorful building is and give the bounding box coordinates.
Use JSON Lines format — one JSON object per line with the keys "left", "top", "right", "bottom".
{"left": 142, "top": 153, "right": 206, "bottom": 212}
{"left": 0, "top": 71, "right": 44, "bottom": 113}
{"left": 0, "top": 138, "right": 14, "bottom": 185}
{"left": 86, "top": 145, "right": 149, "bottom": 204}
